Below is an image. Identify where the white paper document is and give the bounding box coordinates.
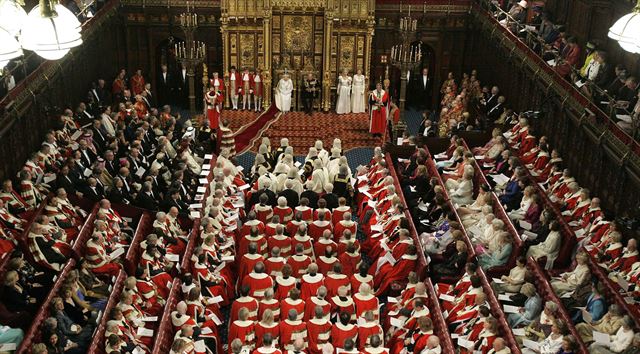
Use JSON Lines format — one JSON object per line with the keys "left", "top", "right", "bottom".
{"left": 439, "top": 294, "right": 455, "bottom": 302}
{"left": 389, "top": 317, "right": 405, "bottom": 328}
{"left": 166, "top": 254, "right": 180, "bottom": 262}
{"left": 136, "top": 327, "right": 154, "bottom": 337}
{"left": 593, "top": 331, "right": 610, "bottom": 345}
{"left": 109, "top": 247, "right": 125, "bottom": 260}
{"left": 523, "top": 339, "right": 540, "bottom": 351}
{"left": 519, "top": 220, "right": 532, "bottom": 230}
{"left": 503, "top": 305, "right": 520, "bottom": 313}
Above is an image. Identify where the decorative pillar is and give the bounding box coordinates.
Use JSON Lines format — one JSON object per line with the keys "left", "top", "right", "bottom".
{"left": 220, "top": 18, "right": 231, "bottom": 108}
{"left": 263, "top": 10, "right": 273, "bottom": 109}
{"left": 395, "top": 63, "right": 409, "bottom": 141}
{"left": 321, "top": 11, "right": 334, "bottom": 112}
{"left": 364, "top": 18, "right": 375, "bottom": 88}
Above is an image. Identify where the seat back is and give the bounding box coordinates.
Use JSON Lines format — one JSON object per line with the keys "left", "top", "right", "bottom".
{"left": 125, "top": 212, "right": 153, "bottom": 275}
{"left": 16, "top": 259, "right": 77, "bottom": 354}
{"left": 86, "top": 270, "right": 127, "bottom": 354}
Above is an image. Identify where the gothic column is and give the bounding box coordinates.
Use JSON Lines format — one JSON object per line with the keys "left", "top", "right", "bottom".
{"left": 263, "top": 10, "right": 273, "bottom": 109}
{"left": 321, "top": 11, "right": 334, "bottom": 112}
{"left": 221, "top": 18, "right": 231, "bottom": 108}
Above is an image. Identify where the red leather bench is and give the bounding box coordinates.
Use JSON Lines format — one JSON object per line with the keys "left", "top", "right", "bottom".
{"left": 124, "top": 212, "right": 153, "bottom": 275}
{"left": 477, "top": 267, "right": 523, "bottom": 354}
{"left": 585, "top": 252, "right": 640, "bottom": 328}
{"left": 527, "top": 258, "right": 590, "bottom": 353}
{"left": 86, "top": 270, "right": 127, "bottom": 354}
{"left": 15, "top": 259, "right": 77, "bottom": 354}
{"left": 486, "top": 192, "right": 523, "bottom": 278}
{"left": 71, "top": 204, "right": 99, "bottom": 257}
{"left": 426, "top": 279, "right": 456, "bottom": 353}
{"left": 151, "top": 278, "right": 181, "bottom": 354}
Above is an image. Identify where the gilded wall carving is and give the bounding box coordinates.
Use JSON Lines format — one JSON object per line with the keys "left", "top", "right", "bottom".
{"left": 283, "top": 16, "right": 313, "bottom": 52}
{"left": 240, "top": 33, "right": 255, "bottom": 68}
{"left": 339, "top": 36, "right": 355, "bottom": 70}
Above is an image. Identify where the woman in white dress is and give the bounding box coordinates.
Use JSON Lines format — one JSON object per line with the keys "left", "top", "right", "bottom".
{"left": 336, "top": 69, "right": 352, "bottom": 114}
{"left": 276, "top": 73, "right": 293, "bottom": 113}
{"left": 351, "top": 69, "right": 366, "bottom": 113}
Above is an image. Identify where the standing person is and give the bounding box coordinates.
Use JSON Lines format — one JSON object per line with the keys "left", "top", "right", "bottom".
{"left": 218, "top": 119, "right": 236, "bottom": 157}
{"left": 205, "top": 86, "right": 222, "bottom": 130}
{"left": 351, "top": 69, "right": 366, "bottom": 114}
{"left": 210, "top": 72, "right": 225, "bottom": 98}
{"left": 228, "top": 66, "right": 240, "bottom": 110}
{"left": 157, "top": 64, "right": 173, "bottom": 107}
{"left": 112, "top": 69, "right": 127, "bottom": 103}
{"left": 241, "top": 67, "right": 252, "bottom": 110}
{"left": 177, "top": 63, "right": 189, "bottom": 108}
{"left": 276, "top": 73, "right": 294, "bottom": 114}
{"left": 336, "top": 69, "right": 352, "bottom": 114}
{"left": 383, "top": 78, "right": 393, "bottom": 117}
{"left": 252, "top": 68, "right": 264, "bottom": 112}
{"left": 130, "top": 69, "right": 146, "bottom": 96}
{"left": 369, "top": 82, "right": 388, "bottom": 137}
{"left": 415, "top": 67, "right": 432, "bottom": 109}
{"left": 303, "top": 73, "right": 319, "bottom": 116}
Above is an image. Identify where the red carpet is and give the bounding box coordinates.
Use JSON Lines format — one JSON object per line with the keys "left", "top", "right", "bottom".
{"left": 228, "top": 105, "right": 281, "bottom": 154}
{"left": 220, "top": 109, "right": 382, "bottom": 154}
{"left": 262, "top": 111, "right": 383, "bottom": 153}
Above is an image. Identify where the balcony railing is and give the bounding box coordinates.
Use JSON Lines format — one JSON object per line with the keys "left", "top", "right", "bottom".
{"left": 475, "top": 0, "right": 640, "bottom": 156}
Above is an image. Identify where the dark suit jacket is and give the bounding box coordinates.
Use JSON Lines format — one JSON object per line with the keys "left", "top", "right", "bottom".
{"left": 107, "top": 187, "right": 131, "bottom": 205}
{"left": 57, "top": 174, "right": 78, "bottom": 194}
{"left": 300, "top": 190, "right": 319, "bottom": 209}
{"left": 82, "top": 186, "right": 104, "bottom": 202}
{"left": 136, "top": 192, "right": 159, "bottom": 211}
{"left": 323, "top": 193, "right": 339, "bottom": 210}
{"left": 278, "top": 189, "right": 300, "bottom": 209}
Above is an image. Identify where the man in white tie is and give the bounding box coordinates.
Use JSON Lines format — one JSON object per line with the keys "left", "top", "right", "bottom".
{"left": 416, "top": 67, "right": 432, "bottom": 109}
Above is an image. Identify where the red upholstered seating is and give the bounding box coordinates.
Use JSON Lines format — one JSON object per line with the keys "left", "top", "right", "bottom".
{"left": 86, "top": 270, "right": 127, "bottom": 354}
{"left": 526, "top": 258, "right": 590, "bottom": 353}
{"left": 71, "top": 204, "right": 99, "bottom": 258}
{"left": 124, "top": 212, "right": 154, "bottom": 274}
{"left": 15, "top": 259, "right": 78, "bottom": 354}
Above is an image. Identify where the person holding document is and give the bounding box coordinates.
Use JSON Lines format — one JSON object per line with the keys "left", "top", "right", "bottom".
{"left": 521, "top": 319, "right": 568, "bottom": 354}
{"left": 588, "top": 316, "right": 635, "bottom": 354}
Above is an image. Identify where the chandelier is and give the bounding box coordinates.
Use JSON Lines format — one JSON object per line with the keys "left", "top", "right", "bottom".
{"left": 388, "top": 5, "right": 422, "bottom": 141}
{"left": 608, "top": 0, "right": 640, "bottom": 54}
{"left": 174, "top": 2, "right": 206, "bottom": 65}
{"left": 0, "top": 0, "right": 82, "bottom": 68}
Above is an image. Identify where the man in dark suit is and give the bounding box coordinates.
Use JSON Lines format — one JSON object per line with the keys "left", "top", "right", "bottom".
{"left": 300, "top": 188, "right": 319, "bottom": 209}
{"left": 482, "top": 86, "right": 500, "bottom": 113}
{"left": 413, "top": 67, "right": 432, "bottom": 109}
{"left": 250, "top": 184, "right": 277, "bottom": 207}
{"left": 278, "top": 180, "right": 299, "bottom": 208}
{"left": 103, "top": 150, "right": 119, "bottom": 177}
{"left": 91, "top": 120, "right": 108, "bottom": 152}
{"left": 157, "top": 64, "right": 174, "bottom": 107}
{"left": 57, "top": 166, "right": 80, "bottom": 195}
{"left": 323, "top": 184, "right": 339, "bottom": 210}
{"left": 176, "top": 63, "right": 189, "bottom": 108}
{"left": 136, "top": 181, "right": 159, "bottom": 210}
{"left": 486, "top": 96, "right": 506, "bottom": 126}
{"left": 78, "top": 140, "right": 97, "bottom": 167}
{"left": 142, "top": 83, "right": 156, "bottom": 109}
{"left": 82, "top": 177, "right": 104, "bottom": 202}
{"left": 162, "top": 189, "right": 188, "bottom": 215}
